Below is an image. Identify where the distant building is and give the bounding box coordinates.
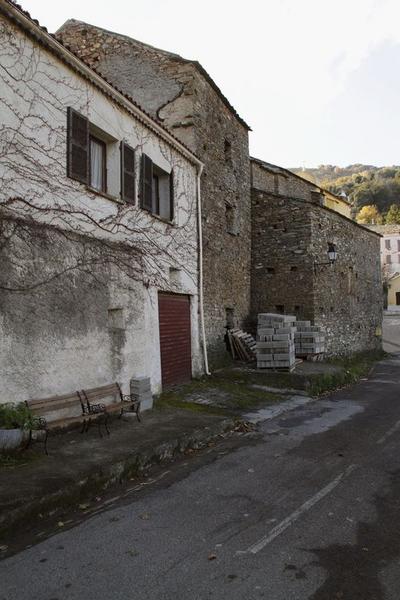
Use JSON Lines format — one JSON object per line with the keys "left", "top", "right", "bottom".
{"left": 367, "top": 225, "right": 400, "bottom": 277}
{"left": 387, "top": 273, "right": 400, "bottom": 308}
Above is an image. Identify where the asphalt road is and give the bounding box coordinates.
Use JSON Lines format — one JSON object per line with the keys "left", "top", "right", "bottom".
{"left": 2, "top": 355, "right": 400, "bottom": 599}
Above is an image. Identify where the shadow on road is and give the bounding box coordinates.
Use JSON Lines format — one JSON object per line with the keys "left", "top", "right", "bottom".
{"left": 308, "top": 469, "right": 400, "bottom": 600}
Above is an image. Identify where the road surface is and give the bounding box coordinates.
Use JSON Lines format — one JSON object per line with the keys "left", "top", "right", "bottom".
{"left": 2, "top": 354, "right": 400, "bottom": 599}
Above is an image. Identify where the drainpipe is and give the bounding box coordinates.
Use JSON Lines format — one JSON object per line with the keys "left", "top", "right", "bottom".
{"left": 197, "top": 164, "right": 211, "bottom": 375}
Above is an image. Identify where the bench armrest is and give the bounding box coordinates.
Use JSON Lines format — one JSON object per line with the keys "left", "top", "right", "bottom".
{"left": 121, "top": 394, "right": 140, "bottom": 405}
{"left": 33, "top": 416, "right": 47, "bottom": 430}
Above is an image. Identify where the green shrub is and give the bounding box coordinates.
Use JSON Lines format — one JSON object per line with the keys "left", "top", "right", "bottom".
{"left": 0, "top": 403, "right": 34, "bottom": 430}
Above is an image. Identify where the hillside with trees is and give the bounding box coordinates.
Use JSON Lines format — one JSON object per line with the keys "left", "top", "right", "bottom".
{"left": 291, "top": 164, "right": 400, "bottom": 224}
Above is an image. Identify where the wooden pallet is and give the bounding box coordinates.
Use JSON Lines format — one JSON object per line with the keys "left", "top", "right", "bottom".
{"left": 228, "top": 329, "right": 256, "bottom": 362}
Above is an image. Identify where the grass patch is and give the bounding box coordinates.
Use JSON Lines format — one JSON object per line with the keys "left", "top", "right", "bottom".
{"left": 156, "top": 372, "right": 282, "bottom": 415}
{"left": 156, "top": 349, "right": 385, "bottom": 412}
{"left": 309, "top": 349, "right": 385, "bottom": 396}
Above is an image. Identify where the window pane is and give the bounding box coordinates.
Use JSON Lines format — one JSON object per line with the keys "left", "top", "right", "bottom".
{"left": 152, "top": 174, "right": 160, "bottom": 215}
{"left": 90, "top": 138, "right": 105, "bottom": 191}
{"left": 158, "top": 174, "right": 171, "bottom": 220}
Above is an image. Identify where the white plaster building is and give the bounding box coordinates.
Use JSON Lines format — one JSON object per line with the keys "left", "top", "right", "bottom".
{"left": 0, "top": 0, "right": 205, "bottom": 405}
{"left": 367, "top": 225, "right": 400, "bottom": 277}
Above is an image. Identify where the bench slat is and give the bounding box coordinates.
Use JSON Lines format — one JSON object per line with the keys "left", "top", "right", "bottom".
{"left": 27, "top": 392, "right": 80, "bottom": 407}
{"left": 84, "top": 384, "right": 120, "bottom": 397}
{"left": 29, "top": 400, "right": 82, "bottom": 415}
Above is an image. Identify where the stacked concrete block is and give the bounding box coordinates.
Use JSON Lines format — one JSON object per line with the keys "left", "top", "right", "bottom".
{"left": 130, "top": 376, "right": 153, "bottom": 411}
{"left": 256, "top": 314, "right": 296, "bottom": 371}
{"left": 294, "top": 323, "right": 325, "bottom": 356}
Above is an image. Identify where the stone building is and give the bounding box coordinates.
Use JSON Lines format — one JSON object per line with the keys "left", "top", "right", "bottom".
{"left": 251, "top": 158, "right": 383, "bottom": 355}
{"left": 0, "top": 0, "right": 204, "bottom": 404}
{"left": 56, "top": 19, "right": 252, "bottom": 366}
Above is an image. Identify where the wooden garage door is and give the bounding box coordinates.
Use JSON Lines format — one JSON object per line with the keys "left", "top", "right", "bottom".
{"left": 158, "top": 293, "right": 192, "bottom": 386}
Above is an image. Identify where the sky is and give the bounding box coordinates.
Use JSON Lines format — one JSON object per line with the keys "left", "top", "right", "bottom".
{"left": 17, "top": 0, "right": 400, "bottom": 168}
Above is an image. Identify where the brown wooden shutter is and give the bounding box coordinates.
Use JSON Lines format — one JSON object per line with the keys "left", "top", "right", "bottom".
{"left": 169, "top": 169, "right": 174, "bottom": 222}
{"left": 120, "top": 142, "right": 135, "bottom": 203}
{"left": 140, "top": 154, "right": 153, "bottom": 211}
{"left": 67, "top": 107, "right": 89, "bottom": 184}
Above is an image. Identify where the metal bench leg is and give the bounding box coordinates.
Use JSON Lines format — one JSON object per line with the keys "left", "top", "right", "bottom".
{"left": 24, "top": 429, "right": 33, "bottom": 451}
{"left": 44, "top": 430, "right": 49, "bottom": 456}
{"left": 97, "top": 418, "right": 103, "bottom": 438}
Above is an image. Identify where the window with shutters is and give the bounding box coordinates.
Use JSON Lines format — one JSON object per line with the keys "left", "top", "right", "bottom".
{"left": 385, "top": 239, "right": 391, "bottom": 250}
{"left": 67, "top": 107, "right": 120, "bottom": 200}
{"left": 141, "top": 154, "right": 174, "bottom": 221}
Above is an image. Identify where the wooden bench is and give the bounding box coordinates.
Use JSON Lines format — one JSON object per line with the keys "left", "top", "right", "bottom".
{"left": 79, "top": 382, "right": 141, "bottom": 435}
{"left": 25, "top": 391, "right": 88, "bottom": 455}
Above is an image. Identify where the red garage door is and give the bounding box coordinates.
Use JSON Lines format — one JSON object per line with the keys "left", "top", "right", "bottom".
{"left": 158, "top": 293, "right": 192, "bottom": 387}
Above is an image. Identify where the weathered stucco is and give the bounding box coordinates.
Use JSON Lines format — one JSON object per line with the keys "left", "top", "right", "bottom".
{"left": 0, "top": 11, "right": 202, "bottom": 403}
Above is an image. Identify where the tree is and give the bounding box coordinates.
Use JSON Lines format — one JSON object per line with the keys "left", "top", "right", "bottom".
{"left": 356, "top": 205, "right": 382, "bottom": 224}
{"left": 385, "top": 204, "right": 400, "bottom": 224}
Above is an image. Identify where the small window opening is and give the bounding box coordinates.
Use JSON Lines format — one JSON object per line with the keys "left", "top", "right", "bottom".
{"left": 290, "top": 266, "right": 298, "bottom": 272}
{"left": 225, "top": 203, "right": 238, "bottom": 235}
{"left": 108, "top": 308, "right": 125, "bottom": 330}
{"left": 294, "top": 305, "right": 301, "bottom": 313}
{"left": 267, "top": 267, "right": 275, "bottom": 274}
{"left": 224, "top": 139, "right": 232, "bottom": 162}
{"left": 225, "top": 307, "right": 235, "bottom": 329}
{"left": 275, "top": 305, "right": 284, "bottom": 314}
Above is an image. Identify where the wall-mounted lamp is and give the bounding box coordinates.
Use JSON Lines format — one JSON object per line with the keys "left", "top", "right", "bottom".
{"left": 314, "top": 243, "right": 338, "bottom": 273}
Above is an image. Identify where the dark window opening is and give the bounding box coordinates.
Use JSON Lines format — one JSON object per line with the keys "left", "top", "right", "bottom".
{"left": 225, "top": 307, "right": 235, "bottom": 329}
{"left": 89, "top": 136, "right": 106, "bottom": 193}
{"left": 290, "top": 266, "right": 298, "bottom": 272}
{"left": 267, "top": 267, "right": 275, "bottom": 274}
{"left": 294, "top": 305, "right": 301, "bottom": 312}
{"left": 330, "top": 306, "right": 334, "bottom": 312}
{"left": 275, "top": 305, "right": 284, "bottom": 314}
{"left": 224, "top": 139, "right": 232, "bottom": 162}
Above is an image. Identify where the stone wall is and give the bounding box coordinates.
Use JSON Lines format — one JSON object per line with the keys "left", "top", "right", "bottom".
{"left": 310, "top": 205, "right": 382, "bottom": 355}
{"left": 251, "top": 161, "right": 383, "bottom": 356}
{"left": 57, "top": 20, "right": 252, "bottom": 366}
{"left": 251, "top": 190, "right": 314, "bottom": 323}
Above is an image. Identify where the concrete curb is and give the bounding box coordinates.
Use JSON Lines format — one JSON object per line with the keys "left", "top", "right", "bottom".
{"left": 0, "top": 417, "right": 238, "bottom": 538}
